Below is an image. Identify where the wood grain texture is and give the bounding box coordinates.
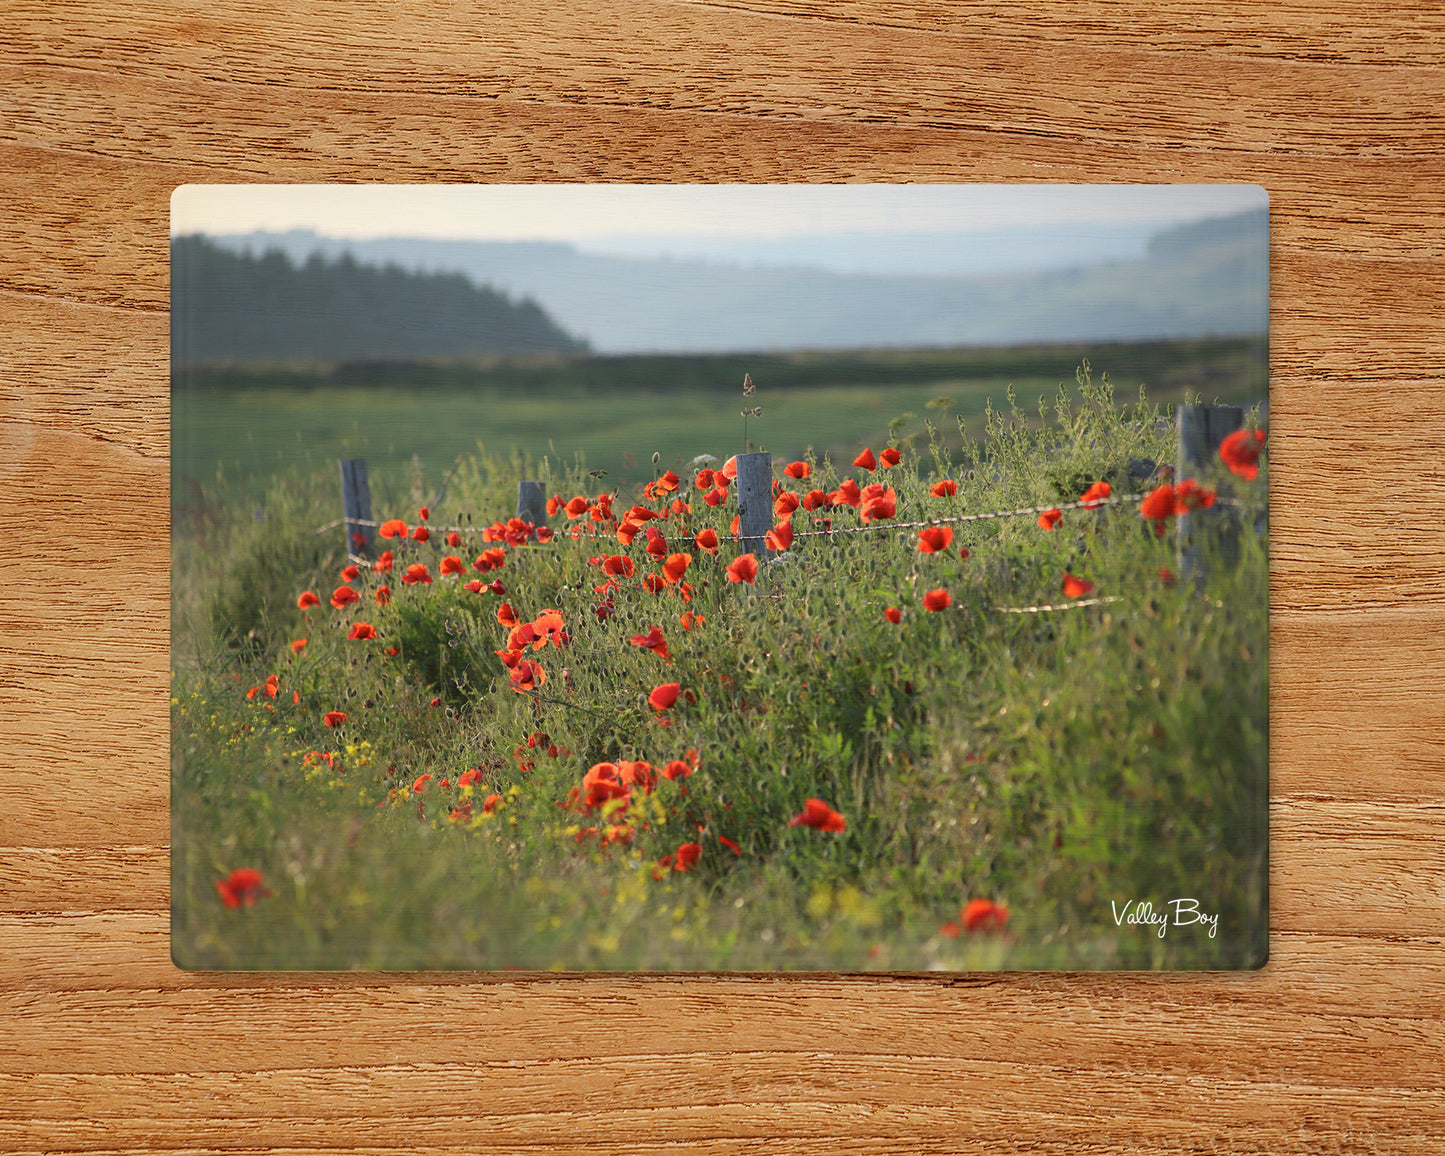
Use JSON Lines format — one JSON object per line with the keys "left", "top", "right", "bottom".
{"left": 3, "top": 1, "right": 1443, "bottom": 1151}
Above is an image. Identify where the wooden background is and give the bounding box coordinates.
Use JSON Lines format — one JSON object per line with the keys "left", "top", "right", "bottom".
{"left": 4, "top": 2, "right": 1443, "bottom": 1151}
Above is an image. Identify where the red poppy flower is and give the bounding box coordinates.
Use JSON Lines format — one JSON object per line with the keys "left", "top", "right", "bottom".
{"left": 263, "top": 674, "right": 280, "bottom": 698}
{"left": 883, "top": 606, "right": 902, "bottom": 624}
{"left": 774, "top": 491, "right": 801, "bottom": 518}
{"left": 402, "top": 563, "right": 433, "bottom": 585}
{"left": 510, "top": 659, "right": 546, "bottom": 694}
{"left": 1062, "top": 573, "right": 1095, "bottom": 598}
{"left": 1173, "top": 478, "right": 1217, "bottom": 513}
{"left": 641, "top": 573, "right": 666, "bottom": 593}
{"left": 880, "top": 447, "right": 901, "bottom": 467}
{"left": 445, "top": 531, "right": 462, "bottom": 548}
{"left": 789, "top": 798, "right": 846, "bottom": 832}
{"left": 671, "top": 842, "right": 702, "bottom": 872}
{"left": 720, "top": 456, "right": 738, "bottom": 480}
{"left": 962, "top": 897, "right": 1010, "bottom": 933}
{"left": 374, "top": 585, "right": 391, "bottom": 606}
{"left": 378, "top": 519, "right": 409, "bottom": 539}
{"left": 290, "top": 638, "right": 307, "bottom": 653}
{"left": 695, "top": 528, "right": 720, "bottom": 555}
{"left": 726, "top": 554, "right": 759, "bottom": 584}
{"left": 646, "top": 528, "right": 669, "bottom": 558}
{"left": 323, "top": 711, "right": 347, "bottom": 728}
{"left": 802, "top": 488, "right": 829, "bottom": 510}
{"left": 1219, "top": 427, "right": 1267, "bottom": 480}
{"left": 340, "top": 563, "right": 360, "bottom": 583}
{"left": 1080, "top": 480, "right": 1112, "bottom": 508}
{"left": 597, "top": 554, "right": 631, "bottom": 579}
{"left": 1140, "top": 483, "right": 1177, "bottom": 523}
{"left": 547, "top": 495, "right": 563, "bottom": 516}
{"left": 457, "top": 767, "right": 483, "bottom": 788}
{"left": 507, "top": 622, "right": 539, "bottom": 652}
{"left": 663, "top": 553, "right": 693, "bottom": 583}
{"left": 694, "top": 468, "right": 715, "bottom": 489}
{"left": 680, "top": 611, "right": 705, "bottom": 631}
{"left": 582, "top": 762, "right": 630, "bottom": 809}
{"left": 496, "top": 603, "right": 518, "bottom": 627}
{"left": 594, "top": 598, "right": 616, "bottom": 620}
{"left": 439, "top": 555, "right": 466, "bottom": 576}
{"left": 630, "top": 625, "right": 670, "bottom": 658}
{"left": 853, "top": 447, "right": 877, "bottom": 472}
{"left": 412, "top": 525, "right": 430, "bottom": 543}
{"left": 373, "top": 550, "right": 394, "bottom": 574}
{"left": 859, "top": 484, "right": 897, "bottom": 523}
{"left": 564, "top": 495, "right": 590, "bottom": 518}
{"left": 662, "top": 758, "right": 694, "bottom": 781}
{"left": 347, "top": 621, "right": 378, "bottom": 641}
{"left": 719, "top": 835, "right": 742, "bottom": 856}
{"left": 482, "top": 793, "right": 504, "bottom": 815}
{"left": 535, "top": 526, "right": 554, "bottom": 543}
{"left": 918, "top": 525, "right": 954, "bottom": 554}
{"left": 930, "top": 479, "right": 958, "bottom": 498}
{"left": 1038, "top": 508, "right": 1063, "bottom": 531}
{"left": 656, "top": 469, "right": 681, "bottom": 494}
{"left": 730, "top": 514, "right": 740, "bottom": 536}
{"left": 703, "top": 487, "right": 727, "bottom": 508}
{"left": 619, "top": 760, "right": 657, "bottom": 795}
{"left": 922, "top": 587, "right": 951, "bottom": 612}
{"left": 648, "top": 682, "right": 682, "bottom": 710}
{"left": 416, "top": 506, "right": 429, "bottom": 521}
{"left": 765, "top": 520, "right": 794, "bottom": 552}
{"left": 330, "top": 585, "right": 360, "bottom": 609}
{"left": 297, "top": 590, "right": 320, "bottom": 610}
{"left": 215, "top": 868, "right": 271, "bottom": 908}
{"left": 533, "top": 611, "right": 568, "bottom": 648}
{"left": 784, "top": 461, "right": 811, "bottom": 480}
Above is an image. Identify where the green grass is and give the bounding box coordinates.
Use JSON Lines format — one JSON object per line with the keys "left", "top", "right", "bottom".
{"left": 171, "top": 360, "right": 1269, "bottom": 972}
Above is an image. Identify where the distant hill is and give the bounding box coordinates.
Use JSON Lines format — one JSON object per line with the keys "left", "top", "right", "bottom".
{"left": 171, "top": 235, "right": 589, "bottom": 365}
{"left": 203, "top": 208, "right": 1267, "bottom": 355}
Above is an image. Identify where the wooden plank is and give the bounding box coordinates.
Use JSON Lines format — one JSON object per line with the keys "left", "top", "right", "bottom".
{"left": 6, "top": 0, "right": 1445, "bottom": 1149}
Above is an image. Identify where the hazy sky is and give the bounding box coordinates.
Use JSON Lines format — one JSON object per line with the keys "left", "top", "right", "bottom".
{"left": 171, "top": 184, "right": 1266, "bottom": 243}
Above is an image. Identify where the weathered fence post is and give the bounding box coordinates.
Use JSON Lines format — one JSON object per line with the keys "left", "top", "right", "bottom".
{"left": 516, "top": 480, "right": 547, "bottom": 527}
{"left": 734, "top": 451, "right": 773, "bottom": 555}
{"left": 339, "top": 458, "right": 374, "bottom": 559}
{"left": 1177, "top": 404, "right": 1244, "bottom": 582}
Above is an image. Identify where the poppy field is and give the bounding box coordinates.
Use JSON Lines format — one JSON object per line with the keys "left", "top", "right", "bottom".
{"left": 172, "top": 365, "right": 1269, "bottom": 971}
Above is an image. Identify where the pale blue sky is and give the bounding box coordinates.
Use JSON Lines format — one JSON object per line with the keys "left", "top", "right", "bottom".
{"left": 172, "top": 184, "right": 1266, "bottom": 244}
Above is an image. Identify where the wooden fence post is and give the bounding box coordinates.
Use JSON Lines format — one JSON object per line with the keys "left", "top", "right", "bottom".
{"left": 1177, "top": 404, "right": 1244, "bottom": 582}
{"left": 734, "top": 451, "right": 773, "bottom": 555}
{"left": 516, "top": 480, "right": 547, "bottom": 527}
{"left": 339, "top": 458, "right": 374, "bottom": 559}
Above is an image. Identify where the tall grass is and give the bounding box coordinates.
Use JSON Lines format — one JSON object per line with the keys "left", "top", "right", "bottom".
{"left": 172, "top": 365, "right": 1267, "bottom": 971}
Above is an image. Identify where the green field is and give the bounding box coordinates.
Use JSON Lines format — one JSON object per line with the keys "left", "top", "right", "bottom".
{"left": 172, "top": 360, "right": 1269, "bottom": 971}
{"left": 172, "top": 338, "right": 1267, "bottom": 524}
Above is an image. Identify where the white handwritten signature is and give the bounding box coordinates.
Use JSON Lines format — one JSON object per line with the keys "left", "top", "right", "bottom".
{"left": 1111, "top": 898, "right": 1219, "bottom": 938}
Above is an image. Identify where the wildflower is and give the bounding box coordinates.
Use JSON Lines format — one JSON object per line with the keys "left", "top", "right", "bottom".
{"left": 662, "top": 758, "right": 694, "bottom": 781}
{"left": 506, "top": 622, "right": 540, "bottom": 652}
{"left": 290, "top": 638, "right": 308, "bottom": 653}
{"left": 378, "top": 519, "right": 408, "bottom": 539}
{"left": 765, "top": 520, "right": 794, "bottom": 552}
{"left": 962, "top": 898, "right": 1010, "bottom": 933}
{"left": 883, "top": 606, "right": 902, "bottom": 624}
{"left": 695, "top": 528, "right": 719, "bottom": 555}
{"left": 297, "top": 590, "right": 321, "bottom": 610}
{"left": 726, "top": 554, "right": 759, "bottom": 584}
{"left": 826, "top": 479, "right": 855, "bottom": 511}
{"left": 547, "top": 495, "right": 563, "bottom": 516}
{"left": 720, "top": 456, "right": 738, "bottom": 480}
{"left": 373, "top": 550, "right": 395, "bottom": 574}
{"left": 859, "top": 484, "right": 897, "bottom": 523}
{"left": 402, "top": 562, "right": 433, "bottom": 585}
{"left": 439, "top": 555, "right": 467, "bottom": 576}
{"left": 648, "top": 682, "right": 682, "bottom": 710}
{"left": 939, "top": 920, "right": 961, "bottom": 937}
{"left": 643, "top": 573, "right": 668, "bottom": 593}
{"left": 853, "top": 447, "right": 877, "bottom": 472}
{"left": 630, "top": 625, "right": 670, "bottom": 659}
{"left": 215, "top": 868, "right": 271, "bottom": 908}
{"left": 718, "top": 835, "right": 742, "bottom": 856}
{"left": 262, "top": 674, "right": 279, "bottom": 699}
{"left": 703, "top": 487, "right": 728, "bottom": 508}
{"left": 1062, "top": 573, "right": 1095, "bottom": 598}
{"left": 340, "top": 563, "right": 360, "bottom": 583}
{"left": 1080, "top": 480, "right": 1112, "bottom": 508}
{"left": 789, "top": 798, "right": 846, "bottom": 832}
{"left": 412, "top": 525, "right": 430, "bottom": 543}
{"left": 602, "top": 554, "right": 635, "bottom": 578}
{"left": 680, "top": 611, "right": 705, "bottom": 631}
{"left": 619, "top": 760, "right": 657, "bottom": 794}
{"left": 784, "top": 461, "right": 811, "bottom": 479}
{"left": 482, "top": 793, "right": 504, "bottom": 815}
{"left": 417, "top": 506, "right": 429, "bottom": 521}
{"left": 930, "top": 479, "right": 958, "bottom": 497}
{"left": 594, "top": 598, "right": 616, "bottom": 620}
{"left": 510, "top": 659, "right": 546, "bottom": 694}
{"left": 323, "top": 711, "right": 347, "bottom": 728}
{"left": 457, "top": 768, "right": 482, "bottom": 788}
{"left": 918, "top": 525, "right": 953, "bottom": 554}
{"left": 497, "top": 603, "right": 519, "bottom": 626}
{"left": 694, "top": 468, "right": 716, "bottom": 489}
{"left": 533, "top": 611, "right": 568, "bottom": 648}
{"left": 326, "top": 585, "right": 357, "bottom": 609}
{"left": 535, "top": 526, "right": 554, "bottom": 543}
{"left": 1219, "top": 427, "right": 1267, "bottom": 480}
{"left": 582, "top": 762, "right": 629, "bottom": 809}
{"left": 1173, "top": 478, "right": 1217, "bottom": 513}
{"left": 374, "top": 585, "right": 391, "bottom": 606}
{"left": 1038, "top": 508, "right": 1063, "bottom": 531}
{"left": 774, "top": 491, "right": 801, "bottom": 517}
{"left": 922, "top": 588, "right": 951, "bottom": 612}
{"left": 1140, "top": 483, "right": 1177, "bottom": 529}
{"left": 880, "top": 447, "right": 901, "bottom": 467}
{"left": 671, "top": 842, "right": 702, "bottom": 872}
{"left": 347, "top": 622, "right": 378, "bottom": 641}
{"left": 413, "top": 773, "right": 433, "bottom": 793}
{"left": 802, "top": 488, "right": 829, "bottom": 510}
{"left": 646, "top": 527, "right": 669, "bottom": 558}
